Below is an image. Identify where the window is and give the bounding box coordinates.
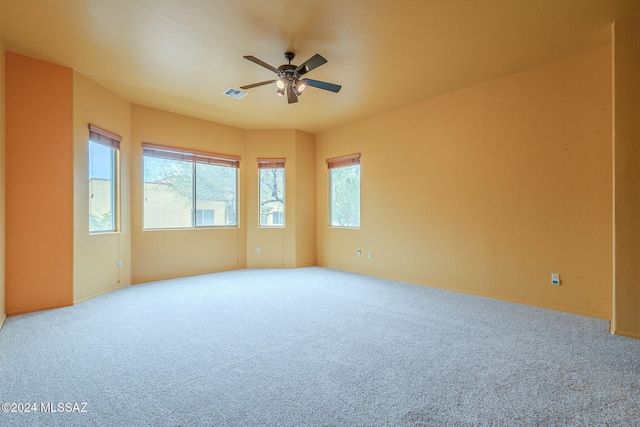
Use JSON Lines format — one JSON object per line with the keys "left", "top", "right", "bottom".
{"left": 89, "top": 125, "right": 121, "bottom": 233}
{"left": 272, "top": 211, "right": 284, "bottom": 225}
{"left": 143, "top": 143, "right": 239, "bottom": 229}
{"left": 258, "top": 158, "right": 285, "bottom": 227}
{"left": 327, "top": 154, "right": 361, "bottom": 227}
{"left": 195, "top": 209, "right": 215, "bottom": 226}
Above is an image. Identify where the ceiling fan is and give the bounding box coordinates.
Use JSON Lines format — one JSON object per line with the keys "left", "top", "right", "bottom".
{"left": 241, "top": 52, "right": 342, "bottom": 104}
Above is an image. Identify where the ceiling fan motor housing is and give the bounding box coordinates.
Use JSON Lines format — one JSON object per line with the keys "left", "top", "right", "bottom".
{"left": 279, "top": 53, "right": 301, "bottom": 87}
{"left": 277, "top": 64, "right": 298, "bottom": 84}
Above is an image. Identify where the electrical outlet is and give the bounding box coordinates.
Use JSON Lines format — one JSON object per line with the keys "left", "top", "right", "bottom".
{"left": 356, "top": 249, "right": 361, "bottom": 257}
{"left": 551, "top": 273, "right": 560, "bottom": 286}
{"left": 257, "top": 247, "right": 261, "bottom": 254}
{"left": 117, "top": 259, "right": 122, "bottom": 268}
{"left": 368, "top": 252, "right": 372, "bottom": 259}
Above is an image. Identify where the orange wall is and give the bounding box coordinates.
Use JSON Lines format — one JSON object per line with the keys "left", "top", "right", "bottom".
{"left": 130, "top": 105, "right": 247, "bottom": 283}
{"left": 0, "top": 39, "right": 6, "bottom": 327}
{"left": 5, "top": 53, "right": 74, "bottom": 315}
{"left": 316, "top": 46, "right": 613, "bottom": 319}
{"left": 613, "top": 16, "right": 640, "bottom": 338}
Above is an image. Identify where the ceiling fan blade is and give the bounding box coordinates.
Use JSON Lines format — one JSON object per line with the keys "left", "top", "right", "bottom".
{"left": 240, "top": 80, "right": 277, "bottom": 90}
{"left": 243, "top": 55, "right": 278, "bottom": 73}
{"left": 287, "top": 85, "right": 298, "bottom": 104}
{"left": 304, "top": 78, "right": 342, "bottom": 93}
{"left": 294, "top": 54, "right": 327, "bottom": 77}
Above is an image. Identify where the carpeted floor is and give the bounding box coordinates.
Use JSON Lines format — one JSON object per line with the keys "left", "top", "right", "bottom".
{"left": 0, "top": 267, "right": 639, "bottom": 426}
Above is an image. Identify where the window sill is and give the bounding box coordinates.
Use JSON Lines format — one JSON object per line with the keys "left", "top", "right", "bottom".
{"left": 142, "top": 226, "right": 240, "bottom": 232}
{"left": 89, "top": 231, "right": 120, "bottom": 236}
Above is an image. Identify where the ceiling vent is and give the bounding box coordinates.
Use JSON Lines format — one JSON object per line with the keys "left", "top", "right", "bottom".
{"left": 223, "top": 88, "right": 248, "bottom": 99}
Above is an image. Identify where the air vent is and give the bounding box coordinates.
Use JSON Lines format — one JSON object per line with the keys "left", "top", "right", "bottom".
{"left": 223, "top": 88, "right": 248, "bottom": 99}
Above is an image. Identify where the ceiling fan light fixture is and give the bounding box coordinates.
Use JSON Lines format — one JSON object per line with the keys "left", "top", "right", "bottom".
{"left": 276, "top": 87, "right": 285, "bottom": 96}
{"left": 276, "top": 79, "right": 285, "bottom": 89}
{"left": 294, "top": 79, "right": 306, "bottom": 96}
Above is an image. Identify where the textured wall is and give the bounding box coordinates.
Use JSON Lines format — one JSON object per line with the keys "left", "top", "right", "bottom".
{"left": 613, "top": 16, "right": 640, "bottom": 338}
{"left": 130, "top": 105, "right": 247, "bottom": 283}
{"left": 5, "top": 53, "right": 74, "bottom": 315}
{"left": 73, "top": 72, "right": 132, "bottom": 302}
{"left": 0, "top": 40, "right": 6, "bottom": 326}
{"left": 316, "top": 46, "right": 612, "bottom": 319}
{"left": 295, "top": 130, "right": 317, "bottom": 267}
{"left": 245, "top": 129, "right": 316, "bottom": 268}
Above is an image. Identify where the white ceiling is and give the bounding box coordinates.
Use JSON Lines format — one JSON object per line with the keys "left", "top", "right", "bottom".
{"left": 1, "top": 0, "right": 639, "bottom": 133}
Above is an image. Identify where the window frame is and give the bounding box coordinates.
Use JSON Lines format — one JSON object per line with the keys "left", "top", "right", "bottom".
{"left": 258, "top": 158, "right": 286, "bottom": 228}
{"left": 142, "top": 143, "right": 240, "bottom": 230}
{"left": 88, "top": 124, "right": 121, "bottom": 234}
{"left": 327, "top": 153, "right": 361, "bottom": 229}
